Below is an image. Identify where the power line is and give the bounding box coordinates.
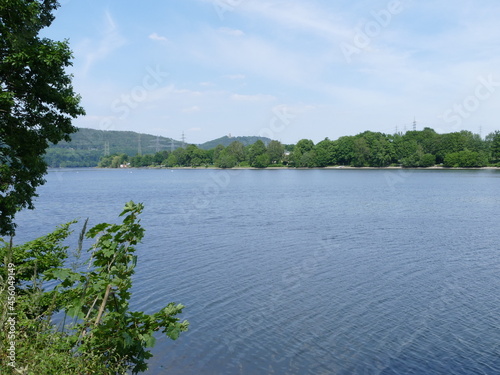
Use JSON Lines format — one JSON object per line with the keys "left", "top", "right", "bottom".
{"left": 149, "top": 135, "right": 168, "bottom": 152}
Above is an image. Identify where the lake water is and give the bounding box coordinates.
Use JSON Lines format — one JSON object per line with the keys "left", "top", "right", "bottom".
{"left": 14, "top": 168, "right": 500, "bottom": 374}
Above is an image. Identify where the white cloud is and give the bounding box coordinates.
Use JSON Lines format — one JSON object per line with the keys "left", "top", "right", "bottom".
{"left": 149, "top": 32, "right": 169, "bottom": 42}
{"left": 182, "top": 106, "right": 201, "bottom": 113}
{"left": 218, "top": 27, "right": 245, "bottom": 37}
{"left": 237, "top": 1, "right": 351, "bottom": 42}
{"left": 223, "top": 74, "right": 245, "bottom": 80}
{"left": 182, "top": 29, "right": 321, "bottom": 87}
{"left": 231, "top": 93, "right": 276, "bottom": 102}
{"left": 72, "top": 1, "right": 500, "bottom": 144}
{"left": 77, "top": 11, "right": 127, "bottom": 76}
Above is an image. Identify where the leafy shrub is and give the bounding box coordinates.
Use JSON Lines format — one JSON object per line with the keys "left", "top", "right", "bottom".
{"left": 444, "top": 150, "right": 487, "bottom": 167}
{"left": 0, "top": 202, "right": 188, "bottom": 374}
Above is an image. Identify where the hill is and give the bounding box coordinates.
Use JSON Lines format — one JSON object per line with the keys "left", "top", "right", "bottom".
{"left": 45, "top": 128, "right": 182, "bottom": 167}
{"left": 198, "top": 135, "right": 272, "bottom": 150}
{"left": 45, "top": 128, "right": 273, "bottom": 167}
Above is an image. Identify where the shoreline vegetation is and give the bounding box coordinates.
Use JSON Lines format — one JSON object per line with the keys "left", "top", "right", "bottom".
{"left": 80, "top": 165, "right": 500, "bottom": 170}
{"left": 71, "top": 128, "right": 500, "bottom": 170}
{"left": 0, "top": 203, "right": 188, "bottom": 375}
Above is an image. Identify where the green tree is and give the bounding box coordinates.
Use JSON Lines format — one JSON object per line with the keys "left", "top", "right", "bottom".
{"left": 213, "top": 144, "right": 225, "bottom": 162}
{"left": 267, "top": 140, "right": 284, "bottom": 164}
{"left": 253, "top": 153, "right": 270, "bottom": 168}
{"left": 335, "top": 136, "right": 354, "bottom": 166}
{"left": 352, "top": 137, "right": 370, "bottom": 167}
{"left": 369, "top": 134, "right": 394, "bottom": 167}
{"left": 184, "top": 144, "right": 208, "bottom": 167}
{"left": 295, "top": 139, "right": 314, "bottom": 154}
{"left": 109, "top": 153, "right": 128, "bottom": 168}
{"left": 394, "top": 135, "right": 418, "bottom": 164}
{"left": 419, "top": 153, "right": 436, "bottom": 167}
{"left": 394, "top": 129, "right": 441, "bottom": 166}
{"left": 140, "top": 154, "right": 153, "bottom": 167}
{"left": 314, "top": 138, "right": 337, "bottom": 167}
{"left": 436, "top": 131, "right": 482, "bottom": 163}
{"left": 486, "top": 130, "right": 500, "bottom": 163}
{"left": 401, "top": 148, "right": 436, "bottom": 168}
{"left": 129, "top": 155, "right": 142, "bottom": 168}
{"left": 402, "top": 128, "right": 440, "bottom": 155}
{"left": 99, "top": 153, "right": 129, "bottom": 168}
{"left": 98, "top": 155, "right": 113, "bottom": 168}
{"left": 0, "top": 0, "right": 85, "bottom": 235}
{"left": 153, "top": 151, "right": 167, "bottom": 165}
{"left": 351, "top": 131, "right": 394, "bottom": 167}
{"left": 291, "top": 139, "right": 314, "bottom": 167}
{"left": 299, "top": 151, "right": 317, "bottom": 168}
{"left": 215, "top": 150, "right": 237, "bottom": 168}
{"left": 444, "top": 150, "right": 487, "bottom": 167}
{"left": 172, "top": 147, "right": 187, "bottom": 166}
{"left": 248, "top": 140, "right": 267, "bottom": 167}
{"left": 226, "top": 141, "right": 246, "bottom": 163}
{"left": 164, "top": 154, "right": 178, "bottom": 167}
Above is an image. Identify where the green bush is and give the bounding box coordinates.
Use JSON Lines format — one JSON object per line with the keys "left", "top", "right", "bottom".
{"left": 444, "top": 150, "right": 487, "bottom": 167}
{"left": 419, "top": 153, "right": 436, "bottom": 167}
{"left": 0, "top": 202, "right": 188, "bottom": 374}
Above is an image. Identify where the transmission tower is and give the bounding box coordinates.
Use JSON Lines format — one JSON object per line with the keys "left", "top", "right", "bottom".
{"left": 104, "top": 141, "right": 110, "bottom": 156}
{"left": 155, "top": 136, "right": 161, "bottom": 152}
{"left": 149, "top": 135, "right": 168, "bottom": 152}
{"left": 138, "top": 134, "right": 142, "bottom": 156}
{"left": 181, "top": 131, "right": 186, "bottom": 148}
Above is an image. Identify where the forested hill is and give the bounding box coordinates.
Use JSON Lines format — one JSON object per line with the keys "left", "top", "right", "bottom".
{"left": 198, "top": 136, "right": 272, "bottom": 150}
{"left": 45, "top": 128, "right": 183, "bottom": 167}
{"left": 45, "top": 128, "right": 272, "bottom": 167}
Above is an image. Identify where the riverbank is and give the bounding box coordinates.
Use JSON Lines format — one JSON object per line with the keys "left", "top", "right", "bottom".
{"left": 92, "top": 165, "right": 500, "bottom": 171}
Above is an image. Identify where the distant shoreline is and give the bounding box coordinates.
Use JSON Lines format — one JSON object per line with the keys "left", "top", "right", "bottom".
{"left": 55, "top": 166, "right": 500, "bottom": 171}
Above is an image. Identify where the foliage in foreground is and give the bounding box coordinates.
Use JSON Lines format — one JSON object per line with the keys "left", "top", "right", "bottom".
{"left": 0, "top": 0, "right": 85, "bottom": 236}
{"left": 0, "top": 202, "right": 188, "bottom": 374}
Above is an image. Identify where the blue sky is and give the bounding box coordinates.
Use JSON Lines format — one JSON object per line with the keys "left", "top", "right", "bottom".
{"left": 44, "top": 0, "right": 500, "bottom": 144}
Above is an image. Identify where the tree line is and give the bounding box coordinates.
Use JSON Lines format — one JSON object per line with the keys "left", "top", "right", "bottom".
{"left": 99, "top": 128, "right": 500, "bottom": 169}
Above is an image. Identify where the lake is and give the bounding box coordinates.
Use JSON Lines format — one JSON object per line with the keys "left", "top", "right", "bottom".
{"left": 14, "top": 168, "right": 500, "bottom": 374}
